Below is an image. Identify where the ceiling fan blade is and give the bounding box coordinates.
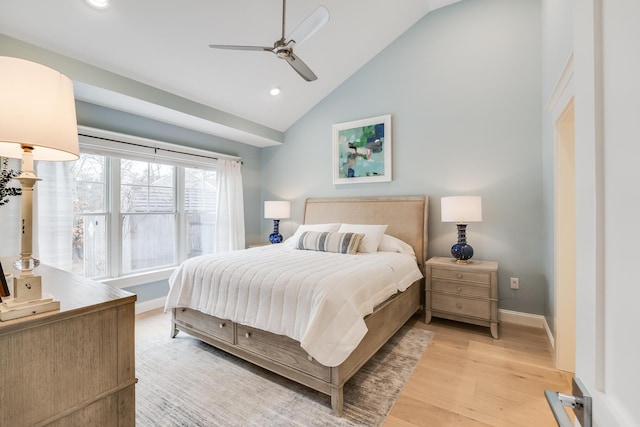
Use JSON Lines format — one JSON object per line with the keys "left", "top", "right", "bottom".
{"left": 209, "top": 44, "right": 272, "bottom": 52}
{"left": 284, "top": 52, "right": 317, "bottom": 82}
{"left": 286, "top": 6, "right": 329, "bottom": 47}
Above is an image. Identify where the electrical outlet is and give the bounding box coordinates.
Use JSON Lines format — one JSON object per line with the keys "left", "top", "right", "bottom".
{"left": 510, "top": 277, "right": 519, "bottom": 290}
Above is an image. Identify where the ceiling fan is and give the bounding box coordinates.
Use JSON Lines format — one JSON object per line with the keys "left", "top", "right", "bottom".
{"left": 209, "top": 0, "right": 329, "bottom": 82}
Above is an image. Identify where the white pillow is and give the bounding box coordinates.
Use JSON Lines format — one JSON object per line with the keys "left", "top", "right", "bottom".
{"left": 378, "top": 234, "right": 416, "bottom": 258}
{"left": 283, "top": 223, "right": 341, "bottom": 247}
{"left": 338, "top": 224, "right": 387, "bottom": 253}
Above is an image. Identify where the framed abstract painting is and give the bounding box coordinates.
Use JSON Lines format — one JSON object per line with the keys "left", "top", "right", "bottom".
{"left": 332, "top": 114, "right": 392, "bottom": 185}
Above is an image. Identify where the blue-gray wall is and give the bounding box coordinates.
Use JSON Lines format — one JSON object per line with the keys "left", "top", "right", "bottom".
{"left": 261, "top": 0, "right": 544, "bottom": 314}
{"left": 1, "top": 0, "right": 549, "bottom": 316}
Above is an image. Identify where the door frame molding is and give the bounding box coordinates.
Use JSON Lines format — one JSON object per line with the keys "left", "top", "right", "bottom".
{"left": 546, "top": 53, "right": 576, "bottom": 373}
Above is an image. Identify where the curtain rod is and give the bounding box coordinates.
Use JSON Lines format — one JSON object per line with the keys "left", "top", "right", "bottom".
{"left": 78, "top": 132, "right": 243, "bottom": 163}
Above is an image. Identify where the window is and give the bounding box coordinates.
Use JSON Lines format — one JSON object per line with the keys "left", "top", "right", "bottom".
{"left": 120, "top": 159, "right": 176, "bottom": 273}
{"left": 31, "top": 126, "right": 243, "bottom": 285}
{"left": 184, "top": 168, "right": 217, "bottom": 258}
{"left": 70, "top": 153, "right": 217, "bottom": 280}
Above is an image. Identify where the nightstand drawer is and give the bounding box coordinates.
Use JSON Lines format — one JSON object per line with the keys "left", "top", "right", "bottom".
{"left": 431, "top": 293, "right": 491, "bottom": 319}
{"left": 431, "top": 267, "right": 490, "bottom": 285}
{"left": 431, "top": 280, "right": 490, "bottom": 298}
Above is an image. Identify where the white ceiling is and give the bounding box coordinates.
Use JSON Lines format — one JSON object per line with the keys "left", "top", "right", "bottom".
{"left": 0, "top": 0, "right": 459, "bottom": 146}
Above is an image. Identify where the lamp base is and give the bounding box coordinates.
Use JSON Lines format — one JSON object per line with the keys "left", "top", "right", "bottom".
{"left": 0, "top": 297, "right": 60, "bottom": 322}
{"left": 0, "top": 274, "right": 60, "bottom": 321}
{"left": 451, "top": 223, "right": 474, "bottom": 263}
{"left": 12, "top": 273, "right": 43, "bottom": 302}
{"left": 451, "top": 243, "right": 474, "bottom": 263}
{"left": 269, "top": 232, "right": 283, "bottom": 244}
{"left": 268, "top": 219, "right": 283, "bottom": 244}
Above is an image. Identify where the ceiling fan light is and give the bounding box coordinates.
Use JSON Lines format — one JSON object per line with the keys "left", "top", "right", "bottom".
{"left": 85, "top": 0, "right": 109, "bottom": 10}
{"left": 270, "top": 88, "right": 281, "bottom": 96}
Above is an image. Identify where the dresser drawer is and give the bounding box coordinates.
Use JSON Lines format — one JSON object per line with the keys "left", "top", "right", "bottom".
{"left": 431, "top": 293, "right": 491, "bottom": 320}
{"left": 174, "top": 308, "right": 234, "bottom": 344}
{"left": 431, "top": 267, "right": 490, "bottom": 285}
{"left": 431, "top": 280, "right": 490, "bottom": 298}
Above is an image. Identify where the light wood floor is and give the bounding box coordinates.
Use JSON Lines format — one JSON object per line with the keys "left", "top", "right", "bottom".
{"left": 135, "top": 309, "right": 572, "bottom": 426}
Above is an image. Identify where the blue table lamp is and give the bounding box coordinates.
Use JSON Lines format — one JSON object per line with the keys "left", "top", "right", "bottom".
{"left": 441, "top": 196, "right": 482, "bottom": 263}
{"left": 264, "top": 200, "right": 291, "bottom": 244}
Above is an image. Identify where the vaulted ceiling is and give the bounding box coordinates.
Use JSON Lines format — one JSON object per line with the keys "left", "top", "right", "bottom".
{"left": 0, "top": 0, "right": 460, "bottom": 146}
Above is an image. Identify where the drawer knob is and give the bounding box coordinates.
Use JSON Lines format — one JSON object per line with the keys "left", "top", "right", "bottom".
{"left": 308, "top": 355, "right": 313, "bottom": 362}
{"left": 456, "top": 286, "right": 462, "bottom": 292}
{"left": 456, "top": 303, "right": 463, "bottom": 309}
{"left": 244, "top": 332, "right": 251, "bottom": 338}
{"left": 456, "top": 273, "right": 463, "bottom": 279}
{"left": 219, "top": 323, "right": 226, "bottom": 328}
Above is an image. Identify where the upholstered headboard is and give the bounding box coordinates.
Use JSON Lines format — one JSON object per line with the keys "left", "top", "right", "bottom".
{"left": 303, "top": 196, "right": 429, "bottom": 266}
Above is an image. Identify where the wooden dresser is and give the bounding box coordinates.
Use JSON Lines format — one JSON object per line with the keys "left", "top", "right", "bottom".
{"left": 425, "top": 256, "right": 499, "bottom": 338}
{"left": 0, "top": 261, "right": 136, "bottom": 426}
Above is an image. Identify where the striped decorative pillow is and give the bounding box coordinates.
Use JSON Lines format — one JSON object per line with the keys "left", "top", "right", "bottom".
{"left": 296, "top": 231, "right": 365, "bottom": 255}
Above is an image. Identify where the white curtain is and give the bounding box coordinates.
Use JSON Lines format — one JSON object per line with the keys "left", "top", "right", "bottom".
{"left": 34, "top": 161, "right": 74, "bottom": 271}
{"left": 214, "top": 159, "right": 245, "bottom": 252}
{"left": 0, "top": 160, "right": 73, "bottom": 270}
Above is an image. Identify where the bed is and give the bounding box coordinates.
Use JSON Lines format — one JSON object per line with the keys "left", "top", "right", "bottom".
{"left": 166, "top": 196, "right": 429, "bottom": 415}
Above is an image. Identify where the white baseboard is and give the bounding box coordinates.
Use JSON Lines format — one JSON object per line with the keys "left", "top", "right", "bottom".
{"left": 499, "top": 309, "right": 555, "bottom": 348}
{"left": 543, "top": 315, "right": 555, "bottom": 349}
{"left": 135, "top": 297, "right": 166, "bottom": 315}
{"left": 499, "top": 308, "right": 545, "bottom": 328}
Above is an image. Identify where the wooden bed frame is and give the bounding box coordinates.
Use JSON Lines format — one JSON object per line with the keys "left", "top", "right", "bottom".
{"left": 170, "top": 195, "right": 429, "bottom": 415}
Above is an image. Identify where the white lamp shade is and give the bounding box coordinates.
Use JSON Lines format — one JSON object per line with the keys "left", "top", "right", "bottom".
{"left": 264, "top": 201, "right": 291, "bottom": 219}
{"left": 0, "top": 56, "right": 79, "bottom": 161}
{"left": 441, "top": 196, "right": 482, "bottom": 223}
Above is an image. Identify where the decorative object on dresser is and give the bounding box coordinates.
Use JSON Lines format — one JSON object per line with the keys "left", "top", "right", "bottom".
{"left": 0, "top": 56, "right": 80, "bottom": 321}
{"left": 0, "top": 260, "right": 136, "bottom": 426}
{"left": 425, "top": 256, "right": 499, "bottom": 339}
{"left": 264, "top": 200, "right": 291, "bottom": 243}
{"left": 0, "top": 261, "right": 10, "bottom": 300}
{"left": 441, "top": 196, "right": 482, "bottom": 263}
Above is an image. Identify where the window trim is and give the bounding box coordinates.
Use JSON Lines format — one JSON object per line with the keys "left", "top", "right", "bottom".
{"left": 101, "top": 267, "right": 175, "bottom": 289}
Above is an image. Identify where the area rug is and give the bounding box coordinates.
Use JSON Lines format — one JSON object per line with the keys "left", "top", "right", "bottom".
{"left": 136, "top": 325, "right": 434, "bottom": 427}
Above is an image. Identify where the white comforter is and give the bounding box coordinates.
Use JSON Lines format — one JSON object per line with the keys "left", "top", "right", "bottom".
{"left": 165, "top": 245, "right": 423, "bottom": 366}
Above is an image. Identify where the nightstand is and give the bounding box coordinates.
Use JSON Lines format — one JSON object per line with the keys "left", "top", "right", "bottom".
{"left": 425, "top": 256, "right": 499, "bottom": 338}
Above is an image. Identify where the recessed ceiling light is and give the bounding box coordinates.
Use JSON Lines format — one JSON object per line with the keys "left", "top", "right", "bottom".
{"left": 85, "top": 0, "right": 109, "bottom": 10}
{"left": 269, "top": 87, "right": 281, "bottom": 96}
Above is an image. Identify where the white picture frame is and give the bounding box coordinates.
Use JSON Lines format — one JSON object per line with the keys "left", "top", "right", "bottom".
{"left": 332, "top": 114, "right": 392, "bottom": 185}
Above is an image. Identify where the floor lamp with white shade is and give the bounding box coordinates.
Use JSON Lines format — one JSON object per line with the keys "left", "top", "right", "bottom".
{"left": 0, "top": 56, "right": 80, "bottom": 321}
